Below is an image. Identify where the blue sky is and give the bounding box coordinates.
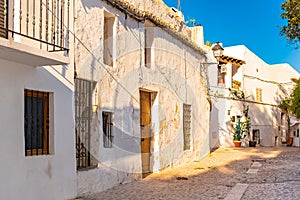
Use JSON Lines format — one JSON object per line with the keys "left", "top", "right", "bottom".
{"left": 163, "top": 0, "right": 300, "bottom": 72}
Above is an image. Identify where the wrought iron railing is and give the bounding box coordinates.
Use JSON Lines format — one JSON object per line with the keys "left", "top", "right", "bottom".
{"left": 0, "top": 0, "right": 69, "bottom": 52}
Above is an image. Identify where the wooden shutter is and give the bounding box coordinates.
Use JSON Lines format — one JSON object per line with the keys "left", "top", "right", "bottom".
{"left": 256, "top": 88, "right": 262, "bottom": 102}
{"left": 0, "top": 0, "right": 6, "bottom": 38}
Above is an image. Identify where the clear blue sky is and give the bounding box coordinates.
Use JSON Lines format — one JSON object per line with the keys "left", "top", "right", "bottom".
{"left": 163, "top": 0, "right": 300, "bottom": 72}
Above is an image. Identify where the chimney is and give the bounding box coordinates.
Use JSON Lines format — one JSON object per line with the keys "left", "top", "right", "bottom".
{"left": 190, "top": 25, "right": 204, "bottom": 47}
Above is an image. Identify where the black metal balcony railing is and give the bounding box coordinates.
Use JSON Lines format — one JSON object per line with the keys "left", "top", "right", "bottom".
{"left": 0, "top": 0, "right": 69, "bottom": 52}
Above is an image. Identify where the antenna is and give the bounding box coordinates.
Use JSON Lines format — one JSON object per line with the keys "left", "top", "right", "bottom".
{"left": 177, "top": 0, "right": 181, "bottom": 11}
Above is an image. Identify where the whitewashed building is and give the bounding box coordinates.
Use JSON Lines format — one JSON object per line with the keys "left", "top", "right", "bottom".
{"left": 74, "top": 0, "right": 211, "bottom": 195}
{"left": 208, "top": 44, "right": 299, "bottom": 148}
{"left": 0, "top": 0, "right": 76, "bottom": 199}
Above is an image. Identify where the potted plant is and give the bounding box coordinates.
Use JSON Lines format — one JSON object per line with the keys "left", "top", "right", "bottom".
{"left": 241, "top": 107, "right": 253, "bottom": 147}
{"left": 233, "top": 80, "right": 241, "bottom": 89}
{"left": 233, "top": 117, "right": 242, "bottom": 147}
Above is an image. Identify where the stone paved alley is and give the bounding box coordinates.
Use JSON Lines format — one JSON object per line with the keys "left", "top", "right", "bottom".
{"left": 77, "top": 147, "right": 300, "bottom": 200}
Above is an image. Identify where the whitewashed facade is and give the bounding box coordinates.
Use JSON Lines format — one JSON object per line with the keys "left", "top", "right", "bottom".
{"left": 208, "top": 45, "right": 299, "bottom": 148}
{"left": 0, "top": 0, "right": 76, "bottom": 199}
{"left": 74, "top": 0, "right": 211, "bottom": 195}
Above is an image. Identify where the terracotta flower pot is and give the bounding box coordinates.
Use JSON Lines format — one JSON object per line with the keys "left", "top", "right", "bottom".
{"left": 233, "top": 140, "right": 242, "bottom": 147}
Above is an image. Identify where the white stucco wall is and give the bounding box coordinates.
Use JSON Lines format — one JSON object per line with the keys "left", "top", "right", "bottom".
{"left": 208, "top": 44, "right": 299, "bottom": 148}
{"left": 75, "top": 0, "right": 210, "bottom": 195}
{"left": 217, "top": 45, "right": 300, "bottom": 147}
{"left": 0, "top": 59, "right": 76, "bottom": 200}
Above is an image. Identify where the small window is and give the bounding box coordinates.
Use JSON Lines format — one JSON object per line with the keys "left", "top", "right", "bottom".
{"left": 145, "top": 24, "right": 154, "bottom": 68}
{"left": 256, "top": 88, "right": 262, "bottom": 102}
{"left": 24, "top": 89, "right": 50, "bottom": 156}
{"left": 217, "top": 65, "right": 225, "bottom": 85}
{"left": 104, "top": 11, "right": 115, "bottom": 67}
{"left": 183, "top": 104, "right": 191, "bottom": 150}
{"left": 103, "top": 111, "right": 113, "bottom": 148}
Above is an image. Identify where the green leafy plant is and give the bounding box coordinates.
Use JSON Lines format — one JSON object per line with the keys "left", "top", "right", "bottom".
{"left": 290, "top": 80, "right": 300, "bottom": 119}
{"left": 279, "top": 98, "right": 291, "bottom": 136}
{"left": 205, "top": 41, "right": 212, "bottom": 47}
{"left": 229, "top": 88, "right": 245, "bottom": 99}
{"left": 232, "top": 107, "right": 251, "bottom": 141}
{"left": 233, "top": 118, "right": 242, "bottom": 141}
{"left": 280, "top": 0, "right": 300, "bottom": 46}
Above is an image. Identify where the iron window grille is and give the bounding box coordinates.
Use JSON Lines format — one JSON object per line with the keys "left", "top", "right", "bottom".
{"left": 102, "top": 111, "right": 113, "bottom": 148}
{"left": 24, "top": 89, "right": 49, "bottom": 156}
{"left": 183, "top": 104, "right": 191, "bottom": 151}
{"left": 75, "top": 78, "right": 94, "bottom": 169}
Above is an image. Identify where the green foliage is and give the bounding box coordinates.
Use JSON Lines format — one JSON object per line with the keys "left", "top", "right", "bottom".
{"left": 290, "top": 79, "right": 300, "bottom": 118}
{"left": 232, "top": 112, "right": 251, "bottom": 141}
{"left": 205, "top": 41, "right": 212, "bottom": 47}
{"left": 229, "top": 88, "right": 245, "bottom": 99}
{"left": 279, "top": 98, "right": 291, "bottom": 111}
{"left": 233, "top": 118, "right": 242, "bottom": 141}
{"left": 241, "top": 117, "right": 251, "bottom": 135}
{"left": 280, "top": 0, "right": 300, "bottom": 46}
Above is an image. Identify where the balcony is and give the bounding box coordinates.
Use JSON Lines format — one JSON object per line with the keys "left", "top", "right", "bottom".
{"left": 0, "top": 0, "right": 70, "bottom": 66}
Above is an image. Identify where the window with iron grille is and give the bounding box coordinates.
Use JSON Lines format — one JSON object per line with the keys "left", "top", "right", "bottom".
{"left": 183, "top": 104, "right": 191, "bottom": 151}
{"left": 103, "top": 111, "right": 113, "bottom": 148}
{"left": 24, "top": 89, "right": 49, "bottom": 156}
{"left": 75, "top": 78, "right": 94, "bottom": 169}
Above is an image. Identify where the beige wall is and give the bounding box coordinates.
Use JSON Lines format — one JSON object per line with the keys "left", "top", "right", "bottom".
{"left": 75, "top": 0, "right": 210, "bottom": 195}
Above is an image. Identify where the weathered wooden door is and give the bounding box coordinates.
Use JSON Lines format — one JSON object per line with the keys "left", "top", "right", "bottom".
{"left": 140, "top": 91, "right": 151, "bottom": 174}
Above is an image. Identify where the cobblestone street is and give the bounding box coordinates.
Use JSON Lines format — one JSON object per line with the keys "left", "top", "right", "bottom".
{"left": 78, "top": 147, "right": 300, "bottom": 200}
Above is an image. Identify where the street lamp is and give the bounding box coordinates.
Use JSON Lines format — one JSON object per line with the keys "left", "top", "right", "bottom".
{"left": 199, "top": 42, "right": 224, "bottom": 83}
{"left": 212, "top": 42, "right": 224, "bottom": 60}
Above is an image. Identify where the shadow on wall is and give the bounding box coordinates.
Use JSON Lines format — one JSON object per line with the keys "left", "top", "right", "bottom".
{"left": 209, "top": 103, "right": 220, "bottom": 150}
{"left": 246, "top": 101, "right": 281, "bottom": 147}
{"left": 213, "top": 94, "right": 283, "bottom": 148}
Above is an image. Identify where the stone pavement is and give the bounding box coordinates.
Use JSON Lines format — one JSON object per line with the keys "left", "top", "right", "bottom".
{"left": 77, "top": 147, "right": 300, "bottom": 200}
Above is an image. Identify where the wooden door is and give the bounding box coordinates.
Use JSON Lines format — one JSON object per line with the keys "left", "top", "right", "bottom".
{"left": 140, "top": 91, "right": 151, "bottom": 174}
